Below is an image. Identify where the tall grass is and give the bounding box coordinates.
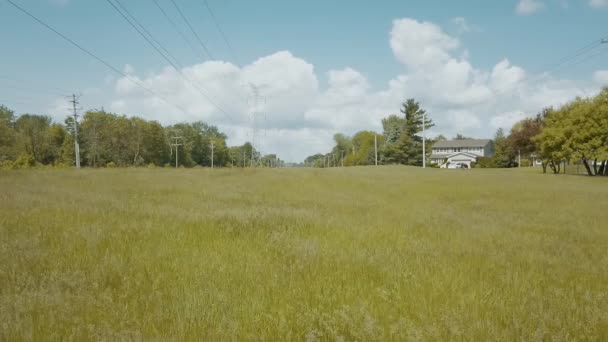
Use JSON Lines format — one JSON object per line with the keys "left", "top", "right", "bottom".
{"left": 1, "top": 167, "right": 607, "bottom": 340}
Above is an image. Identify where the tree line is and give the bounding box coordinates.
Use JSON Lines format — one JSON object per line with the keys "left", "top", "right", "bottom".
{"left": 305, "top": 89, "right": 608, "bottom": 176}
{"left": 305, "top": 99, "right": 434, "bottom": 167}
{"left": 0, "top": 105, "right": 283, "bottom": 169}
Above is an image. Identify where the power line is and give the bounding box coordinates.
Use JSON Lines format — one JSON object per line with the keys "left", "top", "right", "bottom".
{"left": 5, "top": 0, "right": 189, "bottom": 116}
{"left": 202, "top": 0, "right": 240, "bottom": 65}
{"left": 0, "top": 75, "right": 71, "bottom": 95}
{"left": 556, "top": 45, "right": 608, "bottom": 71}
{"left": 0, "top": 98, "right": 41, "bottom": 107}
{"left": 492, "top": 34, "right": 608, "bottom": 98}
{"left": 545, "top": 36, "right": 608, "bottom": 74}
{"left": 104, "top": 0, "right": 236, "bottom": 123}
{"left": 112, "top": 0, "right": 181, "bottom": 68}
{"left": 151, "top": 0, "right": 204, "bottom": 61}
{"left": 169, "top": 0, "right": 214, "bottom": 60}
{"left": 105, "top": 0, "right": 179, "bottom": 68}
{"left": 0, "top": 84, "right": 67, "bottom": 97}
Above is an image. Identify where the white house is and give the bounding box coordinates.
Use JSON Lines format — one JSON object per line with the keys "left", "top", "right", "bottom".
{"left": 430, "top": 139, "right": 493, "bottom": 168}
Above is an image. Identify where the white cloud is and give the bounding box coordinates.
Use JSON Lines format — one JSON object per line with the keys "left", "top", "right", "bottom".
{"left": 450, "top": 17, "right": 471, "bottom": 34}
{"left": 94, "top": 18, "right": 602, "bottom": 162}
{"left": 490, "top": 59, "right": 526, "bottom": 92}
{"left": 589, "top": 0, "right": 608, "bottom": 8}
{"left": 490, "top": 111, "right": 527, "bottom": 131}
{"left": 123, "top": 64, "right": 135, "bottom": 74}
{"left": 593, "top": 70, "right": 608, "bottom": 84}
{"left": 390, "top": 18, "right": 459, "bottom": 69}
{"left": 516, "top": 0, "right": 545, "bottom": 15}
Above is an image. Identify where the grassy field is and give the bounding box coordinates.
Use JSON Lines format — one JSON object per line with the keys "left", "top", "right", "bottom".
{"left": 1, "top": 167, "right": 607, "bottom": 340}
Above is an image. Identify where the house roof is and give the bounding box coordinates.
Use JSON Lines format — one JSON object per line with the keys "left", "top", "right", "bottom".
{"left": 447, "top": 152, "right": 479, "bottom": 159}
{"left": 432, "top": 139, "right": 491, "bottom": 148}
{"left": 430, "top": 152, "right": 479, "bottom": 159}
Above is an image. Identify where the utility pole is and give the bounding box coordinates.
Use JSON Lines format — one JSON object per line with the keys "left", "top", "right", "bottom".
{"left": 374, "top": 134, "right": 378, "bottom": 166}
{"left": 518, "top": 149, "right": 521, "bottom": 168}
{"left": 422, "top": 112, "right": 426, "bottom": 169}
{"left": 170, "top": 135, "right": 182, "bottom": 168}
{"left": 69, "top": 94, "right": 81, "bottom": 169}
{"left": 210, "top": 140, "right": 215, "bottom": 169}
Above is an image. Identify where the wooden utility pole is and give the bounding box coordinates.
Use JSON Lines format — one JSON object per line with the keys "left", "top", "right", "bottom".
{"left": 171, "top": 136, "right": 182, "bottom": 168}
{"left": 374, "top": 134, "right": 378, "bottom": 166}
{"left": 210, "top": 140, "right": 215, "bottom": 169}
{"left": 69, "top": 94, "right": 81, "bottom": 168}
{"left": 518, "top": 150, "right": 521, "bottom": 168}
{"left": 422, "top": 112, "right": 426, "bottom": 169}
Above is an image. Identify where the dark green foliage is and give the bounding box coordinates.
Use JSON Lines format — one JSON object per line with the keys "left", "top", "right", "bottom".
{"left": 0, "top": 104, "right": 246, "bottom": 168}
{"left": 382, "top": 99, "right": 434, "bottom": 166}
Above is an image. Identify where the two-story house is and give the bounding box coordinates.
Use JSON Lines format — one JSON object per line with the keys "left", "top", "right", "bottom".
{"left": 430, "top": 139, "right": 493, "bottom": 168}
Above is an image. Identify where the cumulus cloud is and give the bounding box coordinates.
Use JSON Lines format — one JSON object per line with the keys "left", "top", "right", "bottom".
{"left": 593, "top": 70, "right": 608, "bottom": 84}
{"left": 390, "top": 18, "right": 459, "bottom": 68}
{"left": 516, "top": 0, "right": 545, "bottom": 15}
{"left": 93, "top": 18, "right": 601, "bottom": 162}
{"left": 450, "top": 17, "right": 471, "bottom": 34}
{"left": 490, "top": 111, "right": 527, "bottom": 131}
{"left": 589, "top": 0, "right": 608, "bottom": 8}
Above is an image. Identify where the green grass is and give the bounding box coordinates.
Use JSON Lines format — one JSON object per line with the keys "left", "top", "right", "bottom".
{"left": 1, "top": 167, "right": 607, "bottom": 340}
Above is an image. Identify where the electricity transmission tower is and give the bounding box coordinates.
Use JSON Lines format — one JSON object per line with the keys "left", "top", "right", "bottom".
{"left": 68, "top": 94, "right": 81, "bottom": 168}
{"left": 249, "top": 83, "right": 259, "bottom": 167}
{"left": 170, "top": 135, "right": 183, "bottom": 168}
{"left": 246, "top": 83, "right": 270, "bottom": 168}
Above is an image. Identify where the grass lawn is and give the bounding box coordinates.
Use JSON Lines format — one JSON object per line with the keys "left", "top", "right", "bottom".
{"left": 1, "top": 167, "right": 607, "bottom": 340}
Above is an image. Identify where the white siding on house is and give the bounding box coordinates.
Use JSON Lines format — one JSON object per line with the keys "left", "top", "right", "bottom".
{"left": 431, "top": 146, "right": 485, "bottom": 156}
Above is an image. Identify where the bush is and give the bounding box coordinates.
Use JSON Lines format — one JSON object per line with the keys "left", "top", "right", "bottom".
{"left": 147, "top": 162, "right": 157, "bottom": 168}
{"left": 164, "top": 163, "right": 172, "bottom": 168}
{"left": 106, "top": 161, "right": 117, "bottom": 168}
{"left": 134, "top": 156, "right": 145, "bottom": 167}
{"left": 0, "top": 160, "right": 15, "bottom": 170}
{"left": 53, "top": 162, "right": 70, "bottom": 169}
{"left": 475, "top": 157, "right": 497, "bottom": 168}
{"left": 13, "top": 154, "right": 36, "bottom": 169}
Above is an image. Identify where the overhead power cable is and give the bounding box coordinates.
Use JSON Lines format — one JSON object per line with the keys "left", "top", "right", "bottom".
{"left": 0, "top": 83, "right": 67, "bottom": 97}
{"left": 545, "top": 36, "right": 608, "bottom": 74}
{"left": 113, "top": 0, "right": 181, "bottom": 68}
{"left": 151, "top": 0, "right": 204, "bottom": 61}
{"left": 202, "top": 0, "right": 240, "bottom": 65}
{"left": 492, "top": 34, "right": 608, "bottom": 98}
{"left": 169, "top": 0, "right": 214, "bottom": 60}
{"left": 0, "top": 75, "right": 71, "bottom": 95}
{"left": 5, "top": 0, "right": 189, "bottom": 115}
{"left": 104, "top": 0, "right": 236, "bottom": 122}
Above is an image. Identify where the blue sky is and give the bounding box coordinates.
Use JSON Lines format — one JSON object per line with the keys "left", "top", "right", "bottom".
{"left": 1, "top": 0, "right": 608, "bottom": 161}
